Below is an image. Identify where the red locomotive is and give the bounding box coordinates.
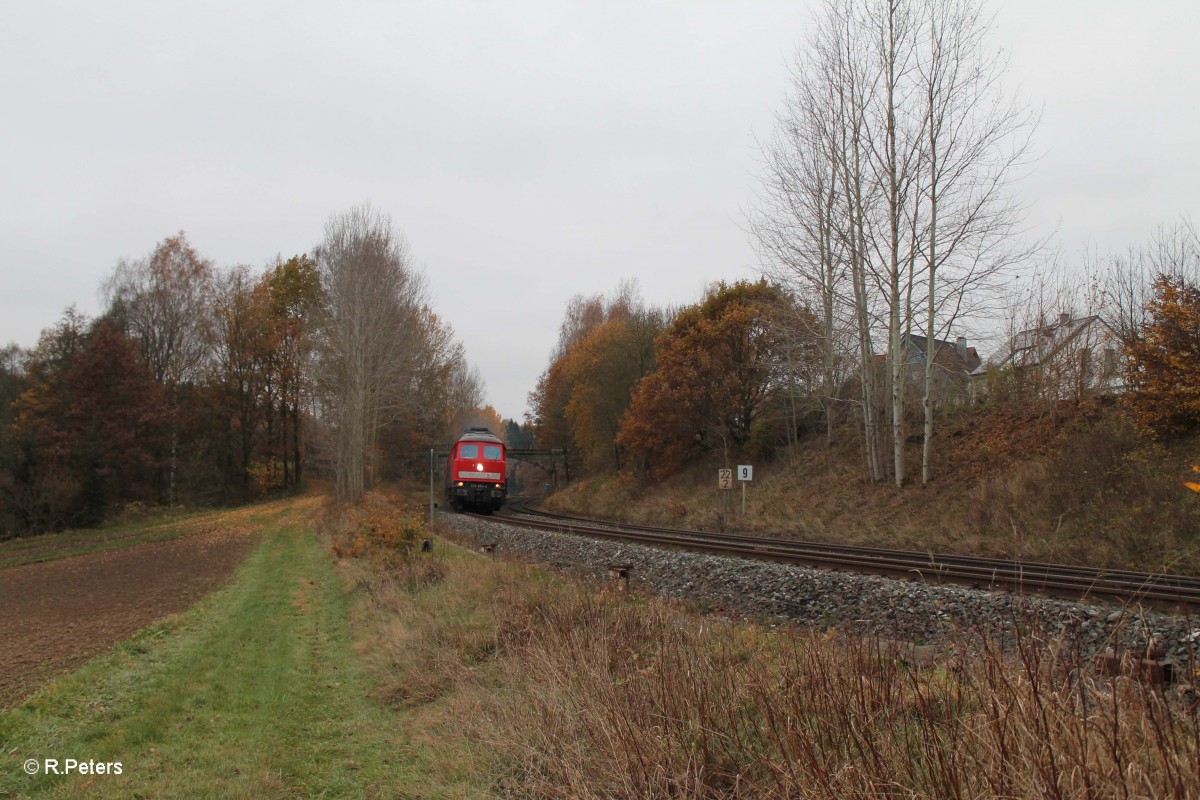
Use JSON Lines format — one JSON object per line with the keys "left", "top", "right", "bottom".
{"left": 445, "top": 427, "right": 507, "bottom": 512}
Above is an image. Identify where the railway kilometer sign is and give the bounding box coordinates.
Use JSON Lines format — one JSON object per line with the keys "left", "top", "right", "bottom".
{"left": 718, "top": 468, "right": 733, "bottom": 490}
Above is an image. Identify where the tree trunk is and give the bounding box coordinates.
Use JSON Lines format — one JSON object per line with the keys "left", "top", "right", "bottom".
{"left": 922, "top": 88, "right": 938, "bottom": 486}
{"left": 885, "top": 0, "right": 906, "bottom": 488}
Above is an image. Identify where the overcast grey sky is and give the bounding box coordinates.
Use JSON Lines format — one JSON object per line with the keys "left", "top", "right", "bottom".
{"left": 2, "top": 1, "right": 1197, "bottom": 420}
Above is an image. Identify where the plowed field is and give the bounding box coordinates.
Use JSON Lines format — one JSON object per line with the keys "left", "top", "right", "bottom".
{"left": 0, "top": 498, "right": 316, "bottom": 708}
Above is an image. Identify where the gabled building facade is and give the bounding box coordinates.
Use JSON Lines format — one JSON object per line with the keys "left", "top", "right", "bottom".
{"left": 991, "top": 313, "right": 1124, "bottom": 400}
{"left": 891, "top": 333, "right": 983, "bottom": 406}
{"left": 903, "top": 334, "right": 982, "bottom": 383}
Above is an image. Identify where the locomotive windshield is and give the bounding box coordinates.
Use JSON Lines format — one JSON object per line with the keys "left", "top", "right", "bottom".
{"left": 459, "top": 444, "right": 479, "bottom": 458}
{"left": 483, "top": 445, "right": 502, "bottom": 459}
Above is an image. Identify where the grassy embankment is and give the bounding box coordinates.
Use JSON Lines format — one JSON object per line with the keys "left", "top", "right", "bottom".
{"left": 0, "top": 500, "right": 485, "bottom": 798}
{"left": 5, "top": 490, "right": 1199, "bottom": 798}
{"left": 332, "top": 493, "right": 1200, "bottom": 798}
{"left": 547, "top": 399, "right": 1200, "bottom": 573}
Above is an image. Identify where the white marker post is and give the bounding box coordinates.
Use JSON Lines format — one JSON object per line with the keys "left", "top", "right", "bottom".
{"left": 737, "top": 464, "right": 753, "bottom": 516}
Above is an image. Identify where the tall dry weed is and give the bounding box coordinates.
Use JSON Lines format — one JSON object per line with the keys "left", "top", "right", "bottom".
{"left": 483, "top": 590, "right": 1200, "bottom": 798}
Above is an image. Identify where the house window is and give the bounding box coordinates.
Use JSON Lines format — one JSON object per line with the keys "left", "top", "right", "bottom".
{"left": 1103, "top": 347, "right": 1117, "bottom": 376}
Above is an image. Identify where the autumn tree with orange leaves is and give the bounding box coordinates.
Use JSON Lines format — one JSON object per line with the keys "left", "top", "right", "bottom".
{"left": 265, "top": 255, "right": 321, "bottom": 489}
{"left": 2, "top": 213, "right": 483, "bottom": 532}
{"left": 1124, "top": 274, "right": 1200, "bottom": 439}
{"left": 564, "top": 316, "right": 661, "bottom": 471}
{"left": 528, "top": 282, "right": 666, "bottom": 471}
{"left": 617, "top": 280, "right": 815, "bottom": 478}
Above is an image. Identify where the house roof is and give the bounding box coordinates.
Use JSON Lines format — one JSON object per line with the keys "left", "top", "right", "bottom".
{"left": 995, "top": 314, "right": 1115, "bottom": 369}
{"left": 905, "top": 334, "right": 983, "bottom": 375}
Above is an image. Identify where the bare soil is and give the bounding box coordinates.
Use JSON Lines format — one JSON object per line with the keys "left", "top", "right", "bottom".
{"left": 0, "top": 518, "right": 260, "bottom": 708}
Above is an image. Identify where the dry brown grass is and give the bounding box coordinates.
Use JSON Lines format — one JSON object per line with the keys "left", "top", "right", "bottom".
{"left": 322, "top": 489, "right": 430, "bottom": 568}
{"left": 334, "top": 497, "right": 1200, "bottom": 799}
{"left": 549, "top": 401, "right": 1200, "bottom": 572}
{"left": 486, "top": 591, "right": 1200, "bottom": 799}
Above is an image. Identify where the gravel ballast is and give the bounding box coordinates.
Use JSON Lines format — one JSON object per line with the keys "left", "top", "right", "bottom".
{"left": 438, "top": 511, "right": 1200, "bottom": 670}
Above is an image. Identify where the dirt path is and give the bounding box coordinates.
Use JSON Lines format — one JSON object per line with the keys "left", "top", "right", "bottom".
{"left": 0, "top": 506, "right": 299, "bottom": 708}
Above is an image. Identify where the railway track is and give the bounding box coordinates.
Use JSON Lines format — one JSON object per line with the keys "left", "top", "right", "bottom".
{"left": 464, "top": 499, "right": 1200, "bottom": 612}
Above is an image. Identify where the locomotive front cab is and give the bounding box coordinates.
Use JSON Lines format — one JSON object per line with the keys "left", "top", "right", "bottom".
{"left": 447, "top": 429, "right": 507, "bottom": 512}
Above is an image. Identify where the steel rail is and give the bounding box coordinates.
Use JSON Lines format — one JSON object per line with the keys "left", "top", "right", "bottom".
{"left": 510, "top": 502, "right": 1200, "bottom": 590}
{"left": 466, "top": 500, "right": 1200, "bottom": 611}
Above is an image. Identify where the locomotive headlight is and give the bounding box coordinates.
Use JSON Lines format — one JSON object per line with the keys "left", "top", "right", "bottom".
{"left": 456, "top": 481, "right": 463, "bottom": 487}
{"left": 476, "top": 463, "right": 483, "bottom": 471}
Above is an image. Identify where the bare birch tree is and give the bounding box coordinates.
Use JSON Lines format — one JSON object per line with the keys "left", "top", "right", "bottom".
{"left": 753, "top": 53, "right": 852, "bottom": 448}
{"left": 860, "top": 0, "right": 927, "bottom": 487}
{"left": 754, "top": 0, "right": 1033, "bottom": 486}
{"left": 914, "top": 0, "right": 1035, "bottom": 483}
{"left": 755, "top": 0, "right": 889, "bottom": 481}
{"left": 833, "top": 4, "right": 891, "bottom": 483}
{"left": 316, "top": 204, "right": 428, "bottom": 504}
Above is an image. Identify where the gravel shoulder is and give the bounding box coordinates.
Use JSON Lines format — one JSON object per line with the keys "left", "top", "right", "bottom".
{"left": 439, "top": 511, "right": 1200, "bottom": 670}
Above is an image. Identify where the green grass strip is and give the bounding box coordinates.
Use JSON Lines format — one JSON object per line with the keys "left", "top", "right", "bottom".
{"left": 0, "top": 523, "right": 429, "bottom": 799}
